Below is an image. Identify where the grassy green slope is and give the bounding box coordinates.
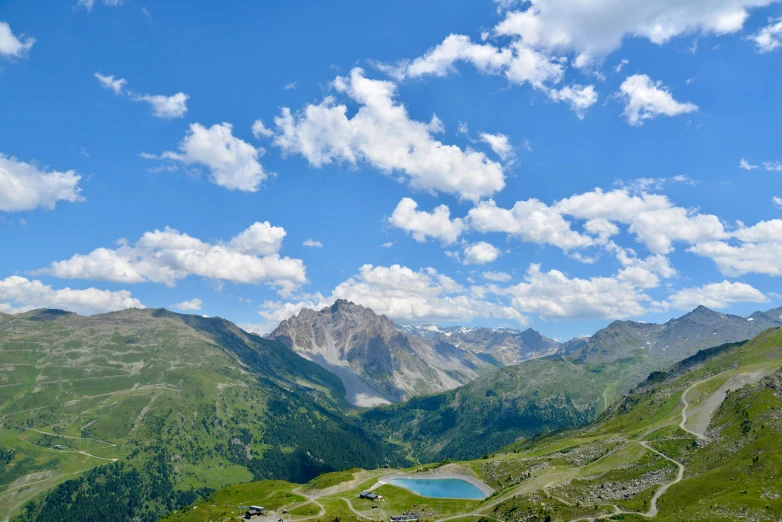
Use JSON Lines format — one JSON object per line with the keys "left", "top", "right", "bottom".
{"left": 0, "top": 309, "right": 399, "bottom": 521}
{"left": 481, "top": 327, "right": 782, "bottom": 521}
{"left": 157, "top": 328, "right": 782, "bottom": 522}
{"left": 360, "top": 339, "right": 701, "bottom": 463}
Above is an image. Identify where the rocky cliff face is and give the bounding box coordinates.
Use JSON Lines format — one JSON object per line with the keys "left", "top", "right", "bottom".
{"left": 269, "top": 300, "right": 490, "bottom": 406}
{"left": 270, "top": 302, "right": 782, "bottom": 407}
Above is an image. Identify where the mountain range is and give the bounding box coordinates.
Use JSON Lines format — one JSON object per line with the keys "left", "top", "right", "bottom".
{"left": 270, "top": 300, "right": 782, "bottom": 409}
{"left": 359, "top": 304, "right": 782, "bottom": 461}
{"left": 269, "top": 300, "right": 562, "bottom": 406}
{"left": 3, "top": 302, "right": 782, "bottom": 521}
{"left": 77, "top": 325, "right": 782, "bottom": 522}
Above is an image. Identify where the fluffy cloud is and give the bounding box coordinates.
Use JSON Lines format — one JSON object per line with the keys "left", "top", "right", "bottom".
{"left": 172, "top": 298, "right": 202, "bottom": 311}
{"left": 251, "top": 119, "right": 275, "bottom": 139}
{"left": 0, "top": 21, "right": 34, "bottom": 58}
{"left": 134, "top": 92, "right": 189, "bottom": 119}
{"left": 773, "top": 196, "right": 782, "bottom": 208}
{"left": 227, "top": 222, "right": 287, "bottom": 255}
{"left": 619, "top": 74, "right": 698, "bottom": 126}
{"left": 503, "top": 41, "right": 566, "bottom": 86}
{"left": 272, "top": 68, "right": 505, "bottom": 201}
{"left": 482, "top": 271, "right": 513, "bottom": 282}
{"left": 259, "top": 264, "right": 527, "bottom": 329}
{"left": 688, "top": 220, "right": 782, "bottom": 276}
{"left": 749, "top": 17, "right": 782, "bottom": 52}
{"left": 459, "top": 188, "right": 780, "bottom": 279}
{"left": 500, "top": 263, "right": 657, "bottom": 319}
{"left": 40, "top": 222, "right": 306, "bottom": 295}
{"left": 95, "top": 73, "right": 189, "bottom": 119}
{"left": 494, "top": 0, "right": 775, "bottom": 58}
{"left": 95, "top": 73, "right": 127, "bottom": 94}
{"left": 555, "top": 189, "right": 726, "bottom": 254}
{"left": 689, "top": 220, "right": 782, "bottom": 276}
{"left": 389, "top": 197, "right": 466, "bottom": 245}
{"left": 468, "top": 199, "right": 594, "bottom": 251}
{"left": 152, "top": 123, "right": 267, "bottom": 192}
{"left": 463, "top": 242, "right": 501, "bottom": 265}
{"left": 479, "top": 132, "right": 515, "bottom": 161}
{"left": 385, "top": 33, "right": 594, "bottom": 118}
{"left": 689, "top": 241, "right": 782, "bottom": 276}
{"left": 302, "top": 239, "right": 323, "bottom": 248}
{"left": 0, "top": 154, "right": 84, "bottom": 212}
{"left": 551, "top": 187, "right": 782, "bottom": 277}
{"left": 545, "top": 84, "right": 599, "bottom": 119}
{"left": 0, "top": 276, "right": 142, "bottom": 315}
{"left": 668, "top": 281, "right": 767, "bottom": 309}
{"left": 404, "top": 34, "right": 513, "bottom": 78}
{"left": 382, "top": 1, "right": 774, "bottom": 119}
{"left": 615, "top": 251, "right": 676, "bottom": 289}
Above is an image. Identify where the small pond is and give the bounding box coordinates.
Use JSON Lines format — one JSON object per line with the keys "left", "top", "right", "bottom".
{"left": 386, "top": 477, "right": 488, "bottom": 499}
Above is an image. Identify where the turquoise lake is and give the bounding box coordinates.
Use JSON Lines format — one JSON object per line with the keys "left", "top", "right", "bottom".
{"left": 387, "top": 478, "right": 487, "bottom": 499}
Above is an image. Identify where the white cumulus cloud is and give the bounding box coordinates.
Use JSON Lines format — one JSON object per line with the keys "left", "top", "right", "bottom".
{"left": 172, "top": 298, "right": 202, "bottom": 311}
{"left": 404, "top": 34, "right": 514, "bottom": 78}
{"left": 545, "top": 84, "right": 599, "bottom": 119}
{"left": 500, "top": 263, "right": 659, "bottom": 319}
{"left": 0, "top": 276, "right": 142, "bottom": 315}
{"left": 619, "top": 74, "right": 698, "bottom": 126}
{"left": 0, "top": 154, "right": 84, "bottom": 212}
{"left": 482, "top": 271, "right": 513, "bottom": 282}
{"left": 389, "top": 197, "right": 466, "bottom": 245}
{"left": 479, "top": 132, "right": 515, "bottom": 161}
{"left": 39, "top": 222, "right": 306, "bottom": 296}
{"left": 302, "top": 239, "right": 323, "bottom": 248}
{"left": 668, "top": 281, "right": 767, "bottom": 309}
{"left": 0, "top": 21, "right": 35, "bottom": 59}
{"left": 271, "top": 68, "right": 505, "bottom": 202}
{"left": 749, "top": 17, "right": 782, "bottom": 52}
{"left": 468, "top": 198, "right": 594, "bottom": 251}
{"left": 151, "top": 123, "right": 267, "bottom": 192}
{"left": 463, "top": 242, "right": 501, "bottom": 265}
{"left": 134, "top": 92, "right": 189, "bottom": 119}
{"left": 494, "top": 0, "right": 774, "bottom": 58}
{"left": 95, "top": 73, "right": 189, "bottom": 119}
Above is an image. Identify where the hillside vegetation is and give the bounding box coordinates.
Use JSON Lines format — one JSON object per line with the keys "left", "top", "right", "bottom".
{"left": 359, "top": 306, "right": 775, "bottom": 463}
{"left": 164, "top": 327, "right": 782, "bottom": 522}
{"left": 0, "top": 309, "right": 399, "bottom": 521}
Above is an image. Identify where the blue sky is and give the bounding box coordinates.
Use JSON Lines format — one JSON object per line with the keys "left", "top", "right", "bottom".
{"left": 1, "top": 0, "right": 781, "bottom": 340}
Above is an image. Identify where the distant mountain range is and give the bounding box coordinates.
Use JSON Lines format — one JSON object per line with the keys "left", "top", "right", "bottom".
{"left": 397, "top": 323, "right": 560, "bottom": 365}
{"left": 567, "top": 305, "right": 781, "bottom": 364}
{"left": 358, "top": 304, "right": 782, "bottom": 461}
{"left": 269, "top": 300, "right": 559, "bottom": 406}
{"left": 269, "top": 300, "right": 782, "bottom": 408}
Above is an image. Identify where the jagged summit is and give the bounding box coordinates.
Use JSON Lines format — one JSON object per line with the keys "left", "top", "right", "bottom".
{"left": 270, "top": 301, "right": 474, "bottom": 406}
